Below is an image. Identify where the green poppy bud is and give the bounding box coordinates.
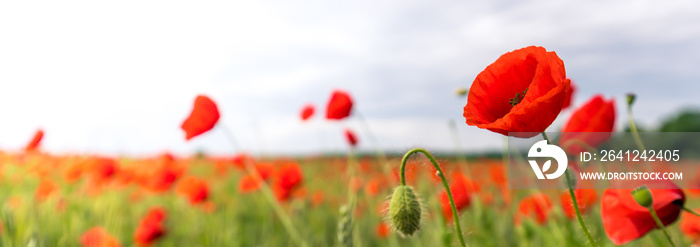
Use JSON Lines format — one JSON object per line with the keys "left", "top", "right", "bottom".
{"left": 631, "top": 185, "right": 653, "bottom": 208}
{"left": 626, "top": 93, "right": 636, "bottom": 107}
{"left": 388, "top": 185, "right": 422, "bottom": 237}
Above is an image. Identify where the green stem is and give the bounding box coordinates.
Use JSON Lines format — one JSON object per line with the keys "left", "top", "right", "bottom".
{"left": 221, "top": 125, "right": 309, "bottom": 247}
{"left": 356, "top": 112, "right": 393, "bottom": 181}
{"left": 399, "top": 148, "right": 467, "bottom": 247}
{"left": 542, "top": 133, "right": 598, "bottom": 247}
{"left": 627, "top": 104, "right": 647, "bottom": 152}
{"left": 681, "top": 206, "right": 700, "bottom": 217}
{"left": 448, "top": 120, "right": 472, "bottom": 178}
{"left": 648, "top": 206, "right": 675, "bottom": 247}
{"left": 626, "top": 103, "right": 654, "bottom": 173}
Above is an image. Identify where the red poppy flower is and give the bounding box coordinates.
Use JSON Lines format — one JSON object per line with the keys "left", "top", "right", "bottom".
{"left": 681, "top": 208, "right": 700, "bottom": 240}
{"left": 365, "top": 177, "right": 387, "bottom": 197}
{"left": 489, "top": 164, "right": 507, "bottom": 188}
{"left": 89, "top": 157, "right": 119, "bottom": 183}
{"left": 25, "top": 129, "right": 44, "bottom": 152}
{"left": 273, "top": 163, "right": 303, "bottom": 201}
{"left": 325, "top": 90, "right": 353, "bottom": 120}
{"left": 64, "top": 162, "right": 84, "bottom": 183}
{"left": 376, "top": 222, "right": 390, "bottom": 238}
{"left": 144, "top": 166, "right": 182, "bottom": 193}
{"left": 562, "top": 81, "right": 576, "bottom": 109}
{"left": 237, "top": 162, "right": 275, "bottom": 193}
{"left": 463, "top": 46, "right": 571, "bottom": 137}
{"left": 254, "top": 163, "right": 275, "bottom": 180}
{"left": 181, "top": 95, "right": 220, "bottom": 140}
{"left": 559, "top": 189, "right": 597, "bottom": 219}
{"left": 238, "top": 174, "right": 263, "bottom": 193}
{"left": 439, "top": 172, "right": 480, "bottom": 220}
{"left": 35, "top": 179, "right": 58, "bottom": 201}
{"left": 80, "top": 227, "right": 122, "bottom": 247}
{"left": 517, "top": 193, "right": 553, "bottom": 224}
{"left": 231, "top": 153, "right": 251, "bottom": 170}
{"left": 601, "top": 181, "right": 685, "bottom": 245}
{"left": 300, "top": 104, "right": 314, "bottom": 121}
{"left": 560, "top": 95, "right": 616, "bottom": 155}
{"left": 176, "top": 176, "right": 210, "bottom": 204}
{"left": 134, "top": 207, "right": 167, "bottom": 246}
{"left": 344, "top": 128, "right": 358, "bottom": 147}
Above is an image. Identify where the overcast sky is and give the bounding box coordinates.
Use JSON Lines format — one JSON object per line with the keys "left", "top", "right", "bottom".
{"left": 0, "top": 1, "right": 698, "bottom": 157}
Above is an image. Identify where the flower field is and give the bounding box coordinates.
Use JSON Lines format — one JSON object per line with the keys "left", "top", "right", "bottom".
{"left": 1, "top": 45, "right": 699, "bottom": 247}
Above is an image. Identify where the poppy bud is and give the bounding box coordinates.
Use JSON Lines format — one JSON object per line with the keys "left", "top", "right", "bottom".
{"left": 626, "top": 93, "right": 636, "bottom": 107}
{"left": 388, "top": 186, "right": 422, "bottom": 237}
{"left": 631, "top": 185, "right": 653, "bottom": 208}
{"left": 455, "top": 88, "right": 468, "bottom": 97}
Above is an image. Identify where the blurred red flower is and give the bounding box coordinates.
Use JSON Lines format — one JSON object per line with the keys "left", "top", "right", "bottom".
{"left": 489, "top": 164, "right": 507, "bottom": 188}
{"left": 141, "top": 154, "right": 185, "bottom": 193}
{"left": 344, "top": 128, "right": 358, "bottom": 147}
{"left": 559, "top": 189, "right": 597, "bottom": 219}
{"left": 325, "top": 90, "right": 353, "bottom": 120}
{"left": 35, "top": 179, "right": 57, "bottom": 202}
{"left": 134, "top": 207, "right": 166, "bottom": 246}
{"left": 300, "top": 104, "right": 314, "bottom": 121}
{"left": 681, "top": 208, "right": 700, "bottom": 240}
{"left": 238, "top": 162, "right": 276, "bottom": 193}
{"left": 230, "top": 153, "right": 251, "bottom": 170}
{"left": 560, "top": 95, "right": 616, "bottom": 155}
{"left": 181, "top": 95, "right": 220, "bottom": 140}
{"left": 176, "top": 176, "right": 210, "bottom": 204}
{"left": 376, "top": 222, "right": 390, "bottom": 238}
{"left": 273, "top": 163, "right": 303, "bottom": 201}
{"left": 25, "top": 129, "right": 44, "bottom": 152}
{"left": 601, "top": 182, "right": 685, "bottom": 245}
{"left": 463, "top": 46, "right": 571, "bottom": 138}
{"left": 439, "top": 172, "right": 480, "bottom": 220}
{"left": 365, "top": 177, "right": 387, "bottom": 197}
{"left": 80, "top": 227, "right": 122, "bottom": 247}
{"left": 238, "top": 174, "right": 262, "bottom": 193}
{"left": 517, "top": 193, "right": 553, "bottom": 225}
{"left": 89, "top": 157, "right": 119, "bottom": 184}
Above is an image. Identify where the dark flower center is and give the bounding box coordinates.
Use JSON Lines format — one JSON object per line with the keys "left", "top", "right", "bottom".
{"left": 509, "top": 88, "right": 529, "bottom": 107}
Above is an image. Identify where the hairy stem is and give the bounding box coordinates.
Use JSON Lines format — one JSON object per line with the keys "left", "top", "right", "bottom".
{"left": 649, "top": 206, "right": 675, "bottom": 247}
{"left": 542, "top": 133, "right": 598, "bottom": 247}
{"left": 400, "top": 148, "right": 467, "bottom": 247}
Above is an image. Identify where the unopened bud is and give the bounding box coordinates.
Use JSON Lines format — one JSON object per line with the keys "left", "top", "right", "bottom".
{"left": 631, "top": 185, "right": 653, "bottom": 208}
{"left": 388, "top": 185, "right": 422, "bottom": 237}
{"left": 455, "top": 88, "right": 468, "bottom": 97}
{"left": 626, "top": 93, "right": 636, "bottom": 107}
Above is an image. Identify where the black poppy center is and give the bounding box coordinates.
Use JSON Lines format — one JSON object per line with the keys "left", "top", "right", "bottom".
{"left": 509, "top": 88, "right": 529, "bottom": 107}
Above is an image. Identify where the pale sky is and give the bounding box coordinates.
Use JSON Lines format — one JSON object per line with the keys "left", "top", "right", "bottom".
{"left": 0, "top": 1, "right": 698, "bottom": 156}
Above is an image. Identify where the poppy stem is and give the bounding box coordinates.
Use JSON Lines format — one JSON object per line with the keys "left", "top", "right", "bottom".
{"left": 626, "top": 95, "right": 647, "bottom": 152}
{"left": 220, "top": 125, "right": 309, "bottom": 247}
{"left": 648, "top": 206, "right": 676, "bottom": 247}
{"left": 356, "top": 112, "right": 393, "bottom": 181}
{"left": 448, "top": 120, "right": 472, "bottom": 179}
{"left": 400, "top": 148, "right": 468, "bottom": 247}
{"left": 541, "top": 133, "right": 598, "bottom": 247}
{"left": 681, "top": 206, "right": 700, "bottom": 217}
